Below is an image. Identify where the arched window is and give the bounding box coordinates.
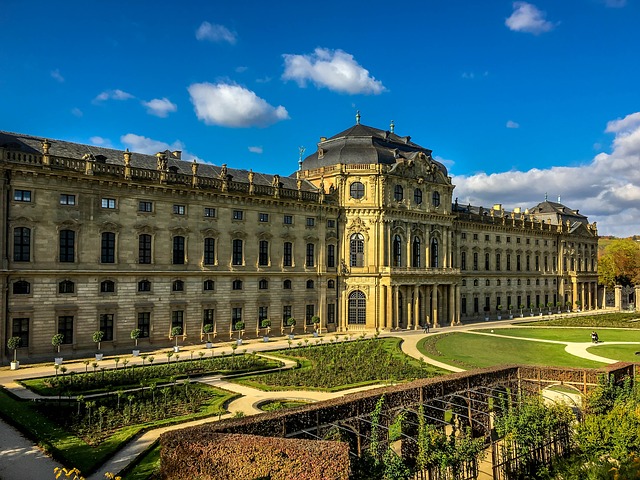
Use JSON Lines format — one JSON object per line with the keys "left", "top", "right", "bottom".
{"left": 306, "top": 279, "right": 315, "bottom": 289}
{"left": 461, "top": 251, "right": 467, "bottom": 270}
{"left": 348, "top": 290, "right": 366, "bottom": 324}
{"left": 59, "top": 280, "right": 75, "bottom": 294}
{"left": 138, "top": 279, "right": 151, "bottom": 292}
{"left": 393, "top": 235, "right": 402, "bottom": 267}
{"left": 100, "top": 280, "right": 115, "bottom": 293}
{"left": 13, "top": 280, "right": 30, "bottom": 294}
{"left": 203, "top": 279, "right": 214, "bottom": 291}
{"left": 350, "top": 181, "right": 365, "bottom": 199}
{"left": 258, "top": 279, "right": 268, "bottom": 290}
{"left": 350, "top": 233, "right": 364, "bottom": 267}
{"left": 414, "top": 188, "right": 423, "bottom": 205}
{"left": 232, "top": 279, "right": 243, "bottom": 290}
{"left": 431, "top": 238, "right": 439, "bottom": 268}
{"left": 394, "top": 185, "right": 404, "bottom": 201}
{"left": 283, "top": 279, "right": 292, "bottom": 289}
{"left": 432, "top": 191, "right": 441, "bottom": 207}
{"left": 259, "top": 240, "right": 269, "bottom": 266}
{"left": 172, "top": 279, "right": 184, "bottom": 292}
{"left": 328, "top": 279, "right": 335, "bottom": 289}
{"left": 412, "top": 237, "right": 421, "bottom": 268}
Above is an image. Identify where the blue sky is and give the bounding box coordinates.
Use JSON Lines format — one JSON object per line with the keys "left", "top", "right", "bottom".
{"left": 2, "top": 0, "right": 640, "bottom": 236}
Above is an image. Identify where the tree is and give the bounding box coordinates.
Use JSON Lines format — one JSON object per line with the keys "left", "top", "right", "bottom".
{"left": 598, "top": 238, "right": 640, "bottom": 288}
{"left": 130, "top": 328, "right": 141, "bottom": 347}
{"left": 7, "top": 337, "right": 21, "bottom": 363}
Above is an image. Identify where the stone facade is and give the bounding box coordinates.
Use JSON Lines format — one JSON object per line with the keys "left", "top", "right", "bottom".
{"left": 0, "top": 122, "right": 599, "bottom": 357}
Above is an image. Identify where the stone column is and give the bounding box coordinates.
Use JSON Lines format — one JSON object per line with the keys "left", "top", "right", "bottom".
{"left": 449, "top": 284, "right": 456, "bottom": 326}
{"left": 455, "top": 284, "right": 462, "bottom": 325}
{"left": 615, "top": 285, "right": 622, "bottom": 311}
{"left": 413, "top": 285, "right": 420, "bottom": 330}
{"left": 394, "top": 286, "right": 400, "bottom": 329}
{"left": 406, "top": 287, "right": 412, "bottom": 329}
{"left": 635, "top": 285, "right": 640, "bottom": 312}
{"left": 572, "top": 280, "right": 578, "bottom": 310}
{"left": 432, "top": 284, "right": 439, "bottom": 328}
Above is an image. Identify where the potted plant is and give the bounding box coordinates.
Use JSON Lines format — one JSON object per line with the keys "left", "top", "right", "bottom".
{"left": 261, "top": 319, "right": 271, "bottom": 342}
{"left": 203, "top": 324, "right": 214, "bottom": 348}
{"left": 234, "top": 321, "right": 245, "bottom": 345}
{"left": 7, "top": 336, "right": 21, "bottom": 370}
{"left": 52, "top": 333, "right": 64, "bottom": 364}
{"left": 286, "top": 317, "right": 296, "bottom": 339}
{"left": 519, "top": 304, "right": 525, "bottom": 318}
{"left": 130, "top": 328, "right": 141, "bottom": 356}
{"left": 496, "top": 305, "right": 502, "bottom": 321}
{"left": 508, "top": 304, "right": 514, "bottom": 320}
{"left": 529, "top": 303, "right": 535, "bottom": 317}
{"left": 311, "top": 316, "right": 321, "bottom": 336}
{"left": 93, "top": 330, "right": 105, "bottom": 360}
{"left": 483, "top": 307, "right": 490, "bottom": 321}
{"left": 575, "top": 300, "right": 582, "bottom": 312}
{"left": 547, "top": 302, "right": 554, "bottom": 315}
{"left": 556, "top": 301, "right": 562, "bottom": 314}
{"left": 171, "top": 326, "right": 183, "bottom": 352}
{"left": 538, "top": 303, "right": 545, "bottom": 316}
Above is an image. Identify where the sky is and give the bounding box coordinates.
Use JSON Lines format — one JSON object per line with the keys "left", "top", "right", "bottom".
{"left": 1, "top": 0, "right": 640, "bottom": 236}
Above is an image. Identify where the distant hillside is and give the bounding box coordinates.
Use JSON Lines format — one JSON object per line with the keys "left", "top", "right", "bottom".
{"left": 598, "top": 236, "right": 640, "bottom": 257}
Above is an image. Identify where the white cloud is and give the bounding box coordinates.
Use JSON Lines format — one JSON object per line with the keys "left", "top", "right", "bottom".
{"left": 505, "top": 2, "right": 556, "bottom": 34}
{"left": 506, "top": 120, "right": 520, "bottom": 129}
{"left": 195, "top": 21, "right": 237, "bottom": 44}
{"left": 248, "top": 146, "right": 263, "bottom": 154}
{"left": 120, "top": 133, "right": 201, "bottom": 161}
{"left": 187, "top": 82, "right": 289, "bottom": 128}
{"left": 51, "top": 69, "right": 64, "bottom": 82}
{"left": 452, "top": 111, "right": 640, "bottom": 236}
{"left": 94, "top": 89, "right": 134, "bottom": 103}
{"left": 255, "top": 76, "right": 272, "bottom": 84}
{"left": 462, "top": 72, "right": 475, "bottom": 79}
{"left": 235, "top": 66, "right": 248, "bottom": 73}
{"left": 434, "top": 155, "right": 455, "bottom": 169}
{"left": 604, "top": 0, "right": 627, "bottom": 7}
{"left": 71, "top": 108, "right": 83, "bottom": 117}
{"left": 142, "top": 98, "right": 177, "bottom": 118}
{"left": 282, "top": 48, "right": 386, "bottom": 95}
{"left": 90, "top": 136, "right": 112, "bottom": 147}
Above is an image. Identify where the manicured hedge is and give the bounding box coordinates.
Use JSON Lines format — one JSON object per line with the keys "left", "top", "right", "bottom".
{"left": 160, "top": 432, "right": 350, "bottom": 480}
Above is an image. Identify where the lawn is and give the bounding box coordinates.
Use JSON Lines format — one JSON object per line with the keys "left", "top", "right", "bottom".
{"left": 0, "top": 384, "right": 237, "bottom": 475}
{"left": 518, "top": 312, "right": 640, "bottom": 328}
{"left": 474, "top": 328, "right": 640, "bottom": 343}
{"left": 234, "top": 337, "right": 443, "bottom": 391}
{"left": 588, "top": 344, "right": 640, "bottom": 362}
{"left": 418, "top": 332, "right": 605, "bottom": 370}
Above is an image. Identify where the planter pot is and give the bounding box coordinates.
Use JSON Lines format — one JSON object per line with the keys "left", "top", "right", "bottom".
{"left": 539, "top": 313, "right": 543, "bottom": 316}
{"left": 530, "top": 313, "right": 534, "bottom": 317}
{"left": 288, "top": 334, "right": 295, "bottom": 340}
{"left": 236, "top": 339, "right": 243, "bottom": 346}
{"left": 173, "top": 346, "right": 180, "bottom": 353}
{"left": 10, "top": 361, "right": 19, "bottom": 370}
{"left": 54, "top": 357, "right": 63, "bottom": 365}
{"left": 313, "top": 331, "right": 319, "bottom": 338}
{"left": 263, "top": 336, "right": 270, "bottom": 343}
{"left": 95, "top": 353, "right": 104, "bottom": 361}
{"left": 206, "top": 342, "right": 213, "bottom": 349}
{"left": 484, "top": 317, "right": 489, "bottom": 321}
{"left": 132, "top": 349, "right": 140, "bottom": 356}
{"left": 497, "top": 315, "right": 502, "bottom": 320}
{"left": 509, "top": 315, "right": 514, "bottom": 319}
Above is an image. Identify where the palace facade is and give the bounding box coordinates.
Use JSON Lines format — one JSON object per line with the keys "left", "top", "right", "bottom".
{"left": 0, "top": 121, "right": 599, "bottom": 357}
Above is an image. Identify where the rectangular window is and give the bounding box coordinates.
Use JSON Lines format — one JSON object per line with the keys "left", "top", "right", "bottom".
{"left": 305, "top": 304, "right": 315, "bottom": 325}
{"left": 202, "top": 309, "right": 214, "bottom": 331}
{"left": 306, "top": 217, "right": 315, "bottom": 227}
{"left": 259, "top": 240, "right": 269, "bottom": 266}
{"left": 516, "top": 255, "right": 521, "bottom": 271}
{"left": 327, "top": 244, "right": 335, "bottom": 268}
{"left": 283, "top": 242, "right": 293, "bottom": 267}
{"left": 59, "top": 230, "right": 75, "bottom": 263}
{"left": 139, "top": 234, "right": 152, "bottom": 264}
{"left": 507, "top": 254, "right": 511, "bottom": 271}
{"left": 485, "top": 234, "right": 490, "bottom": 241}
{"left": 327, "top": 219, "right": 336, "bottom": 228}
{"left": 138, "top": 201, "right": 153, "bottom": 212}
{"left": 516, "top": 237, "right": 521, "bottom": 244}
{"left": 12, "top": 317, "right": 29, "bottom": 348}
{"left": 173, "top": 236, "right": 185, "bottom": 265}
{"left": 58, "top": 315, "right": 74, "bottom": 344}
{"left": 496, "top": 235, "right": 501, "bottom": 243}
{"left": 485, "top": 253, "right": 490, "bottom": 270}
{"left": 306, "top": 243, "right": 315, "bottom": 267}
{"left": 283, "top": 215, "right": 293, "bottom": 225}
{"left": 506, "top": 236, "right": 511, "bottom": 243}
{"left": 461, "top": 252, "right": 466, "bottom": 270}
{"left": 204, "top": 207, "right": 216, "bottom": 217}
{"left": 258, "top": 306, "right": 268, "bottom": 323}
{"left": 327, "top": 304, "right": 335, "bottom": 324}
{"left": 496, "top": 253, "right": 501, "bottom": 271}
{"left": 101, "top": 232, "right": 115, "bottom": 263}
{"left": 101, "top": 198, "right": 116, "bottom": 209}
{"left": 473, "top": 252, "right": 478, "bottom": 271}
{"left": 259, "top": 213, "right": 269, "bottom": 222}
{"left": 60, "top": 194, "right": 76, "bottom": 205}
{"left": 473, "top": 234, "right": 478, "bottom": 240}
{"left": 13, "top": 227, "right": 31, "bottom": 262}
{"left": 173, "top": 204, "right": 185, "bottom": 215}
{"left": 137, "top": 312, "right": 150, "bottom": 338}
{"left": 232, "top": 239, "right": 243, "bottom": 265}
{"left": 99, "top": 313, "right": 114, "bottom": 341}
{"left": 461, "top": 232, "right": 466, "bottom": 240}
{"left": 171, "top": 310, "right": 184, "bottom": 331}
{"left": 204, "top": 238, "right": 215, "bottom": 265}
{"left": 461, "top": 298, "right": 467, "bottom": 315}
{"left": 283, "top": 305, "right": 292, "bottom": 324}
{"left": 14, "top": 189, "right": 31, "bottom": 202}
{"left": 473, "top": 298, "right": 479, "bottom": 314}
{"left": 232, "top": 308, "right": 242, "bottom": 328}
{"left": 233, "top": 210, "right": 243, "bottom": 220}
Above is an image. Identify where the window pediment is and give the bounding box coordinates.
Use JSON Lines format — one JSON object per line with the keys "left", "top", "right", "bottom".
{"left": 99, "top": 221, "right": 121, "bottom": 232}
{"left": 200, "top": 228, "right": 219, "bottom": 237}
{"left": 169, "top": 226, "right": 190, "bottom": 235}
{"left": 135, "top": 223, "right": 156, "bottom": 234}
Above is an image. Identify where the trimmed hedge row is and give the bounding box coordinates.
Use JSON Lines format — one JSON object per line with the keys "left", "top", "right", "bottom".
{"left": 160, "top": 432, "right": 350, "bottom": 480}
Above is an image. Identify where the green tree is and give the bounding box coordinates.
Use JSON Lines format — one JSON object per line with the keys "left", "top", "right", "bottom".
{"left": 598, "top": 238, "right": 640, "bottom": 288}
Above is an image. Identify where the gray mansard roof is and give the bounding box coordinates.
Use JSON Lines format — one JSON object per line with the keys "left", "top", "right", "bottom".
{"left": 0, "top": 130, "right": 315, "bottom": 191}
{"left": 301, "top": 123, "right": 448, "bottom": 176}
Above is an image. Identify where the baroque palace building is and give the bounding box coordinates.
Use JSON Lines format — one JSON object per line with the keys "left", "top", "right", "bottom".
{"left": 0, "top": 118, "right": 600, "bottom": 357}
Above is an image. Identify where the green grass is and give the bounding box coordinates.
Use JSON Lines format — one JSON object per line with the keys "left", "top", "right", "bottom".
{"left": 121, "top": 442, "right": 160, "bottom": 480}
{"left": 0, "top": 385, "right": 237, "bottom": 475}
{"left": 588, "top": 344, "right": 640, "bottom": 362}
{"left": 518, "top": 312, "right": 640, "bottom": 328}
{"left": 258, "top": 399, "right": 312, "bottom": 412}
{"left": 234, "top": 337, "right": 443, "bottom": 392}
{"left": 475, "top": 328, "right": 640, "bottom": 343}
{"left": 418, "top": 332, "right": 605, "bottom": 369}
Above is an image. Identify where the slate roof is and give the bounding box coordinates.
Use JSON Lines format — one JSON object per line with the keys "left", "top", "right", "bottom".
{"left": 301, "top": 123, "right": 448, "bottom": 176}
{"left": 528, "top": 200, "right": 587, "bottom": 219}
{"left": 0, "top": 130, "right": 315, "bottom": 191}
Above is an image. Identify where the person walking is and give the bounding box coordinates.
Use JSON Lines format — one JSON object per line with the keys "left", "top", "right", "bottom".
{"left": 423, "top": 322, "right": 430, "bottom": 334}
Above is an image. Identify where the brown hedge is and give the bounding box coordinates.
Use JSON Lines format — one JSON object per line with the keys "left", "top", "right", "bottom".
{"left": 160, "top": 431, "right": 350, "bottom": 480}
